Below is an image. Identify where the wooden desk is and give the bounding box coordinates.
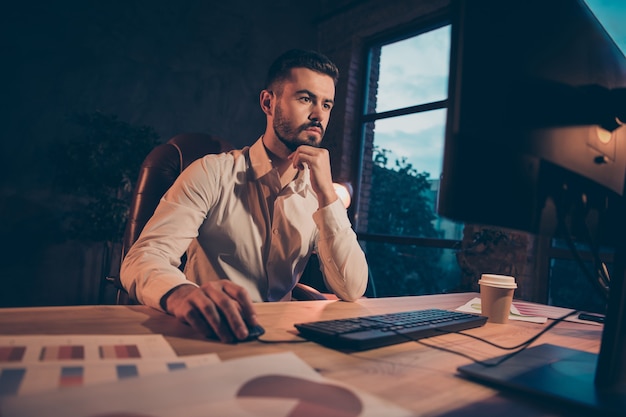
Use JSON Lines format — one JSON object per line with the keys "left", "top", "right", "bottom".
{"left": 0, "top": 293, "right": 603, "bottom": 416}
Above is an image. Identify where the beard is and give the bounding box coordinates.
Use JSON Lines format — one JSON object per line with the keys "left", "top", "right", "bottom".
{"left": 273, "top": 103, "right": 324, "bottom": 152}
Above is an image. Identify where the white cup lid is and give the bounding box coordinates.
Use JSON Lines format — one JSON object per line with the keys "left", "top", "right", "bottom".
{"left": 478, "top": 274, "right": 517, "bottom": 289}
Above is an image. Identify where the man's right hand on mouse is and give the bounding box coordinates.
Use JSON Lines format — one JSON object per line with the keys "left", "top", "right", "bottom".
{"left": 163, "top": 281, "right": 260, "bottom": 343}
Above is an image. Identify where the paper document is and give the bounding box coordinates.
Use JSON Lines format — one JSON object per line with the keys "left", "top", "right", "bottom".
{"left": 0, "top": 353, "right": 220, "bottom": 397}
{"left": 457, "top": 297, "right": 603, "bottom": 326}
{"left": 0, "top": 334, "right": 217, "bottom": 398}
{"left": 1, "top": 351, "right": 414, "bottom": 417}
{"left": 457, "top": 297, "right": 548, "bottom": 323}
{"left": 0, "top": 334, "right": 177, "bottom": 363}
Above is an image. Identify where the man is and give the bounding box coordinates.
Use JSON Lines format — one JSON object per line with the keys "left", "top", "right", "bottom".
{"left": 121, "top": 49, "right": 368, "bottom": 343}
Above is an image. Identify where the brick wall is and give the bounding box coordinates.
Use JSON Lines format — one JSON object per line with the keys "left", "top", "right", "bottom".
{"left": 2, "top": 1, "right": 320, "bottom": 307}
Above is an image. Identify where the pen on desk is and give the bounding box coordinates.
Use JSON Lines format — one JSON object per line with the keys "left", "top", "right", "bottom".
{"left": 577, "top": 313, "right": 605, "bottom": 324}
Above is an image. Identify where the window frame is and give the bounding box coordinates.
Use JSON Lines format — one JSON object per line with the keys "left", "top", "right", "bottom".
{"left": 349, "top": 6, "right": 615, "bottom": 308}
{"left": 354, "top": 17, "right": 459, "bottom": 251}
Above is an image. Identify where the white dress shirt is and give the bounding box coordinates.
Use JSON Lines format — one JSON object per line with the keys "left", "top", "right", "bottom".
{"left": 120, "top": 137, "right": 369, "bottom": 310}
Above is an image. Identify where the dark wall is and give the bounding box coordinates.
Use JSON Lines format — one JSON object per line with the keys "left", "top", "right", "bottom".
{"left": 1, "top": 1, "right": 320, "bottom": 306}
{"left": 3, "top": 1, "right": 321, "bottom": 190}
{"left": 1, "top": 0, "right": 451, "bottom": 307}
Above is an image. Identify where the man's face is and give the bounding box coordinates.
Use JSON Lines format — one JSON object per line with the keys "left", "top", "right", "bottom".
{"left": 272, "top": 68, "right": 336, "bottom": 152}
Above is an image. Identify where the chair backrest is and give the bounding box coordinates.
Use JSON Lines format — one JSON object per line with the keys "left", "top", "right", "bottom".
{"left": 112, "top": 133, "right": 234, "bottom": 304}
{"left": 122, "top": 132, "right": 234, "bottom": 260}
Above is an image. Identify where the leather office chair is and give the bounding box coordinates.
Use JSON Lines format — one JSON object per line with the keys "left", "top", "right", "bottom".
{"left": 107, "top": 132, "right": 327, "bottom": 304}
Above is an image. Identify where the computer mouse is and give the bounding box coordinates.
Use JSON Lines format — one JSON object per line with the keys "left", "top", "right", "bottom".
{"left": 239, "top": 324, "right": 265, "bottom": 342}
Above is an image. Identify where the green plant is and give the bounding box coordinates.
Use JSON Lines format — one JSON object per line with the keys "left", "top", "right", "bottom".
{"left": 455, "top": 225, "right": 529, "bottom": 291}
{"left": 364, "top": 147, "right": 448, "bottom": 296}
{"left": 52, "top": 112, "right": 160, "bottom": 242}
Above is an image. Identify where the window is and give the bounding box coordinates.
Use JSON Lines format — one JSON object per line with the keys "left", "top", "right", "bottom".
{"left": 546, "top": 238, "right": 611, "bottom": 313}
{"left": 356, "top": 23, "right": 463, "bottom": 297}
{"left": 354, "top": 0, "right": 625, "bottom": 304}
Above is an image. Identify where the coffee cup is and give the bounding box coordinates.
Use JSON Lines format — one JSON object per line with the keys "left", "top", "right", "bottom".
{"left": 478, "top": 274, "right": 517, "bottom": 323}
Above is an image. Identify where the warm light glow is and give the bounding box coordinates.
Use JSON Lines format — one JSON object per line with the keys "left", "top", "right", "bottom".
{"left": 595, "top": 125, "right": 612, "bottom": 144}
{"left": 333, "top": 182, "right": 352, "bottom": 208}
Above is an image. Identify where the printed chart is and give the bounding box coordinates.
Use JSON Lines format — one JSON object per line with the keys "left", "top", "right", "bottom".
{"left": 456, "top": 297, "right": 602, "bottom": 325}
{"left": 1, "top": 351, "right": 414, "bottom": 417}
{"left": 0, "top": 334, "right": 177, "bottom": 363}
{"left": 0, "top": 335, "right": 219, "bottom": 397}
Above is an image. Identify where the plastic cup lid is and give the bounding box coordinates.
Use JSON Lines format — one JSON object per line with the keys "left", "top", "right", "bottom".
{"left": 478, "top": 274, "right": 517, "bottom": 289}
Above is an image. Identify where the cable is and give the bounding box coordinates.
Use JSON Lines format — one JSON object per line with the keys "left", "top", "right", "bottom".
{"left": 272, "top": 305, "right": 581, "bottom": 366}
{"left": 555, "top": 189, "right": 610, "bottom": 300}
{"left": 563, "top": 231, "right": 610, "bottom": 299}
{"left": 393, "top": 309, "right": 580, "bottom": 367}
{"left": 576, "top": 204, "right": 611, "bottom": 291}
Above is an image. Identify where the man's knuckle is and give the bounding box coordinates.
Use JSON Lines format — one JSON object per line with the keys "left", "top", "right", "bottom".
{"left": 215, "top": 297, "right": 235, "bottom": 311}
{"left": 180, "top": 308, "right": 196, "bottom": 323}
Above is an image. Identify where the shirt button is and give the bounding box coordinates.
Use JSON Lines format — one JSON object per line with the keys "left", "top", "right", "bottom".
{"left": 272, "top": 229, "right": 279, "bottom": 235}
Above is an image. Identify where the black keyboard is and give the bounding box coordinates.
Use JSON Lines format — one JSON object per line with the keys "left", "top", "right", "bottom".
{"left": 294, "top": 309, "right": 487, "bottom": 351}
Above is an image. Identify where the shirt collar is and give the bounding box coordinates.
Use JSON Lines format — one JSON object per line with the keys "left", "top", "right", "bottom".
{"left": 249, "top": 137, "right": 303, "bottom": 190}
{"left": 249, "top": 137, "right": 273, "bottom": 180}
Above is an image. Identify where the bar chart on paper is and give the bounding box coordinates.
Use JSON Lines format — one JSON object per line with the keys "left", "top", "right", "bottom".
{"left": 0, "top": 335, "right": 176, "bottom": 363}
{"left": 1, "top": 351, "right": 414, "bottom": 417}
{"left": 0, "top": 335, "right": 219, "bottom": 397}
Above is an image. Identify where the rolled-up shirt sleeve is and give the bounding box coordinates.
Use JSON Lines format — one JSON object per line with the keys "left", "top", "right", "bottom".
{"left": 120, "top": 199, "right": 203, "bottom": 311}
{"left": 120, "top": 158, "right": 216, "bottom": 311}
{"left": 312, "top": 199, "right": 368, "bottom": 301}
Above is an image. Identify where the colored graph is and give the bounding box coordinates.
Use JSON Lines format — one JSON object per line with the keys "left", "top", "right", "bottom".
{"left": 0, "top": 335, "right": 176, "bottom": 364}
{"left": 0, "top": 335, "right": 200, "bottom": 399}
{"left": 237, "top": 375, "right": 363, "bottom": 417}
{"left": 59, "top": 366, "right": 84, "bottom": 387}
{"left": 0, "top": 347, "right": 26, "bottom": 362}
{"left": 40, "top": 345, "right": 85, "bottom": 361}
{"left": 99, "top": 345, "right": 141, "bottom": 359}
{"left": 0, "top": 369, "right": 26, "bottom": 396}
{"left": 0, "top": 352, "right": 410, "bottom": 417}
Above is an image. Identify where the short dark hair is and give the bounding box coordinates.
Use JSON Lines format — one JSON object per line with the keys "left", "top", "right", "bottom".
{"left": 264, "top": 49, "right": 339, "bottom": 91}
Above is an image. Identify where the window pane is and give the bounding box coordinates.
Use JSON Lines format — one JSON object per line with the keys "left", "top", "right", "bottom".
{"left": 372, "top": 25, "right": 451, "bottom": 113}
{"left": 361, "top": 242, "right": 462, "bottom": 297}
{"left": 548, "top": 237, "right": 612, "bottom": 313}
{"left": 357, "top": 110, "right": 463, "bottom": 240}
{"left": 549, "top": 258, "right": 607, "bottom": 313}
{"left": 373, "top": 110, "right": 446, "bottom": 180}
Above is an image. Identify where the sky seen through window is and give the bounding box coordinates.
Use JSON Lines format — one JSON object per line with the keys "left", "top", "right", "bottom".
{"left": 374, "top": 0, "right": 626, "bottom": 180}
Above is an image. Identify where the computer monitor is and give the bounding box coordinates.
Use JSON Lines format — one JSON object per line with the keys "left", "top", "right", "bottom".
{"left": 437, "top": 0, "right": 626, "bottom": 414}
